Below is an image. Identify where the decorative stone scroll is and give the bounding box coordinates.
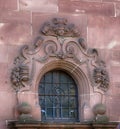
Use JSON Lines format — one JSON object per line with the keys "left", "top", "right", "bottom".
{"left": 11, "top": 17, "right": 110, "bottom": 92}
{"left": 11, "top": 38, "right": 44, "bottom": 91}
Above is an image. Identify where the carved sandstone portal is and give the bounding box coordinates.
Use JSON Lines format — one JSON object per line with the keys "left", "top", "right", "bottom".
{"left": 11, "top": 18, "right": 109, "bottom": 121}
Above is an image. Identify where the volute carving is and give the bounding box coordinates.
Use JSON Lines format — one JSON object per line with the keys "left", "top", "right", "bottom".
{"left": 11, "top": 17, "right": 110, "bottom": 92}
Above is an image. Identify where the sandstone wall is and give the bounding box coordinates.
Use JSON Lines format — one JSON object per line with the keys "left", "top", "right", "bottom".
{"left": 0, "top": 0, "right": 120, "bottom": 129}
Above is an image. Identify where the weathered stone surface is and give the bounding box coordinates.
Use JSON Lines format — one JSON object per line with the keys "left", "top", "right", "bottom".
{"left": 0, "top": 63, "right": 8, "bottom": 90}
{"left": 0, "top": 11, "right": 31, "bottom": 23}
{"left": 111, "top": 50, "right": 120, "bottom": 63}
{"left": 0, "top": 0, "right": 17, "bottom": 11}
{"left": 0, "top": 1, "right": 120, "bottom": 129}
{"left": 98, "top": 49, "right": 111, "bottom": 65}
{"left": 7, "top": 121, "right": 118, "bottom": 129}
{"left": 77, "top": 0, "right": 101, "bottom": 2}
{"left": 0, "top": 45, "right": 8, "bottom": 63}
{"left": 116, "top": 3, "right": 120, "bottom": 17}
{"left": 0, "top": 23, "right": 31, "bottom": 45}
{"left": 7, "top": 45, "right": 22, "bottom": 66}
{"left": 110, "top": 66, "right": 120, "bottom": 82}
{"left": 0, "top": 92, "right": 16, "bottom": 119}
{"left": 103, "top": 0, "right": 120, "bottom": 3}
{"left": 0, "top": 11, "right": 31, "bottom": 45}
{"left": 112, "top": 82, "right": 120, "bottom": 96}
{"left": 0, "top": 121, "right": 6, "bottom": 129}
{"left": 59, "top": 1, "right": 115, "bottom": 16}
{"left": 106, "top": 96, "right": 120, "bottom": 121}
{"left": 90, "top": 93, "right": 102, "bottom": 106}
{"left": 19, "top": 0, "right": 58, "bottom": 12}
{"left": 88, "top": 15, "right": 120, "bottom": 49}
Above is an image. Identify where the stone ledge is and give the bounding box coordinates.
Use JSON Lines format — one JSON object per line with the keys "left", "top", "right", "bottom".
{"left": 7, "top": 121, "right": 118, "bottom": 129}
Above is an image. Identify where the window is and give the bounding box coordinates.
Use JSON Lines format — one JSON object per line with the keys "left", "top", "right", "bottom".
{"left": 38, "top": 70, "right": 79, "bottom": 122}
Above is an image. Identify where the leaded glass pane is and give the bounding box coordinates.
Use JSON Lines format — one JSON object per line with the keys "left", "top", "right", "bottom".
{"left": 47, "top": 108, "right": 53, "bottom": 117}
{"left": 38, "top": 70, "right": 78, "bottom": 122}
{"left": 45, "top": 72, "right": 52, "bottom": 83}
{"left": 52, "top": 72, "right": 59, "bottom": 83}
{"left": 62, "top": 97, "right": 69, "bottom": 108}
{"left": 46, "top": 96, "right": 53, "bottom": 107}
{"left": 69, "top": 85, "right": 76, "bottom": 95}
{"left": 69, "top": 109, "right": 77, "bottom": 118}
{"left": 69, "top": 97, "right": 77, "bottom": 108}
{"left": 61, "top": 83, "right": 68, "bottom": 94}
{"left": 60, "top": 73, "right": 68, "bottom": 83}
{"left": 45, "top": 83, "right": 51, "bottom": 94}
{"left": 39, "top": 84, "right": 45, "bottom": 95}
{"left": 39, "top": 96, "right": 45, "bottom": 107}
{"left": 62, "top": 108, "right": 69, "bottom": 117}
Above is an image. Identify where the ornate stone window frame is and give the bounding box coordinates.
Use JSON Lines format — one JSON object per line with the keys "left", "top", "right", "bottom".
{"left": 11, "top": 18, "right": 109, "bottom": 121}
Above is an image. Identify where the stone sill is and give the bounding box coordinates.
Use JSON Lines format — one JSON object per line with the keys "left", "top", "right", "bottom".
{"left": 7, "top": 121, "right": 118, "bottom": 129}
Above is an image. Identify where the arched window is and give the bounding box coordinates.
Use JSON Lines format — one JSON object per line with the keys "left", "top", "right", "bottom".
{"left": 38, "top": 70, "right": 79, "bottom": 122}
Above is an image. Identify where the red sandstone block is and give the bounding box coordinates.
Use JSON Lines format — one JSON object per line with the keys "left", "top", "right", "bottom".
{"left": 0, "top": 11, "right": 31, "bottom": 45}
{"left": 0, "top": 11, "right": 31, "bottom": 23}
{"left": 116, "top": 3, "right": 120, "bottom": 17}
{"left": 32, "top": 13, "right": 87, "bottom": 39}
{"left": 106, "top": 98, "right": 120, "bottom": 121}
{"left": 7, "top": 45, "right": 22, "bottom": 65}
{"left": 111, "top": 50, "right": 120, "bottom": 61}
{"left": 73, "top": 0, "right": 101, "bottom": 2}
{"left": 87, "top": 15, "right": 120, "bottom": 49}
{"left": 102, "top": 0, "right": 120, "bottom": 3}
{"left": 0, "top": 22, "right": 31, "bottom": 45}
{"left": 0, "top": 92, "right": 16, "bottom": 119}
{"left": 110, "top": 66, "right": 120, "bottom": 82}
{"left": 98, "top": 49, "right": 110, "bottom": 64}
{"left": 0, "top": 63, "right": 8, "bottom": 90}
{"left": 113, "top": 82, "right": 120, "bottom": 89}
{"left": 0, "top": 0, "right": 17, "bottom": 11}
{"left": 19, "top": 0, "right": 58, "bottom": 12}
{"left": 59, "top": 1, "right": 115, "bottom": 16}
{"left": 0, "top": 45, "right": 8, "bottom": 63}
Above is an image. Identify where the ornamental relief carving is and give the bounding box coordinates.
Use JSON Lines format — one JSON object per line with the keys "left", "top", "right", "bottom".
{"left": 41, "top": 18, "right": 80, "bottom": 37}
{"left": 11, "top": 18, "right": 109, "bottom": 93}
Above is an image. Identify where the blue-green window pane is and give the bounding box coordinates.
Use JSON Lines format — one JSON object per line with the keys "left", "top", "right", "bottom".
{"left": 62, "top": 97, "right": 69, "bottom": 108}
{"left": 38, "top": 70, "right": 78, "bottom": 122}
{"left": 45, "top": 72, "right": 52, "bottom": 83}
{"left": 47, "top": 108, "right": 53, "bottom": 117}
{"left": 62, "top": 108, "right": 69, "bottom": 117}
{"left": 69, "top": 97, "right": 77, "bottom": 108}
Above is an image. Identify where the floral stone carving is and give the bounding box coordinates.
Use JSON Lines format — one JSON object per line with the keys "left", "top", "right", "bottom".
{"left": 11, "top": 37, "right": 43, "bottom": 91}
{"left": 93, "top": 60, "right": 109, "bottom": 92}
{"left": 10, "top": 17, "right": 110, "bottom": 93}
{"left": 41, "top": 18, "right": 80, "bottom": 37}
{"left": 11, "top": 64, "right": 29, "bottom": 91}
